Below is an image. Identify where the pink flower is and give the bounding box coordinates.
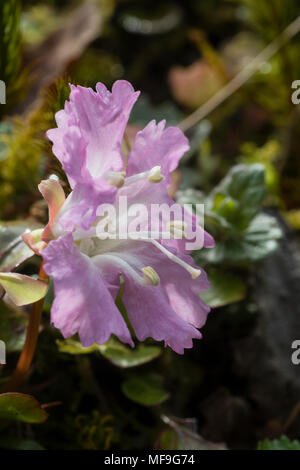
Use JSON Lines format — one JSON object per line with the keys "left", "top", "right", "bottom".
{"left": 41, "top": 80, "right": 214, "bottom": 354}
{"left": 47, "top": 81, "right": 140, "bottom": 231}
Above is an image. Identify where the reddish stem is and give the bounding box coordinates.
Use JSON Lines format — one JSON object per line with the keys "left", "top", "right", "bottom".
{"left": 2, "top": 262, "right": 48, "bottom": 392}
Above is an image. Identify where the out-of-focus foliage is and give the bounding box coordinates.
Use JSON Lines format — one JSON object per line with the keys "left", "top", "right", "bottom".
{"left": 0, "top": 220, "right": 39, "bottom": 271}
{"left": 122, "top": 373, "right": 169, "bottom": 407}
{"left": 284, "top": 209, "right": 300, "bottom": 230}
{"left": 258, "top": 435, "right": 300, "bottom": 450}
{"left": 0, "top": 79, "right": 71, "bottom": 217}
{"left": 0, "top": 0, "right": 22, "bottom": 110}
{"left": 0, "top": 437, "right": 45, "bottom": 450}
{"left": 234, "top": 0, "right": 300, "bottom": 124}
{"left": 0, "top": 301, "right": 27, "bottom": 352}
{"left": 189, "top": 164, "right": 282, "bottom": 265}
{"left": 199, "top": 269, "right": 246, "bottom": 308}
{"left": 0, "top": 393, "right": 48, "bottom": 423}
{"left": 157, "top": 416, "right": 227, "bottom": 450}
{"left": 239, "top": 141, "right": 280, "bottom": 202}
{"left": 57, "top": 337, "right": 162, "bottom": 368}
{"left": 76, "top": 411, "right": 118, "bottom": 450}
{"left": 20, "top": 5, "right": 57, "bottom": 45}
{"left": 179, "top": 164, "right": 282, "bottom": 309}
{"left": 235, "top": 0, "right": 298, "bottom": 43}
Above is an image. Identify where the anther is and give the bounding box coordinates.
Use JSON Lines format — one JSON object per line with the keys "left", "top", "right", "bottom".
{"left": 148, "top": 166, "right": 164, "bottom": 183}
{"left": 142, "top": 266, "right": 160, "bottom": 286}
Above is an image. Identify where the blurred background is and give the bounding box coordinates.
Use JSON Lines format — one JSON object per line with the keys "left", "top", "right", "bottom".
{"left": 1, "top": 0, "right": 300, "bottom": 450}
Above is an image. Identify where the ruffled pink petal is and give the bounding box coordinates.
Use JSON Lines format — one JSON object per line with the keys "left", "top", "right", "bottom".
{"left": 41, "top": 233, "right": 133, "bottom": 347}
{"left": 92, "top": 240, "right": 210, "bottom": 352}
{"left": 47, "top": 80, "right": 140, "bottom": 185}
{"left": 119, "top": 179, "right": 215, "bottom": 249}
{"left": 157, "top": 253, "right": 210, "bottom": 328}
{"left": 49, "top": 125, "right": 88, "bottom": 189}
{"left": 122, "top": 276, "right": 202, "bottom": 354}
{"left": 126, "top": 120, "right": 189, "bottom": 186}
{"left": 124, "top": 242, "right": 210, "bottom": 328}
{"left": 58, "top": 181, "right": 116, "bottom": 231}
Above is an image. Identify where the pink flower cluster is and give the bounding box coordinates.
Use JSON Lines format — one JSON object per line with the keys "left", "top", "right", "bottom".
{"left": 40, "top": 80, "right": 214, "bottom": 354}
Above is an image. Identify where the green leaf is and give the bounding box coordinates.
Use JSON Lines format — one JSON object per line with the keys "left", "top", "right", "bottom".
{"left": 235, "top": 213, "right": 282, "bottom": 261}
{"left": 56, "top": 338, "right": 98, "bottom": 355}
{"left": 226, "top": 164, "right": 265, "bottom": 202}
{"left": 0, "top": 220, "right": 40, "bottom": 272}
{"left": 0, "top": 393, "right": 48, "bottom": 423}
{"left": 211, "top": 163, "right": 266, "bottom": 229}
{"left": 0, "top": 272, "right": 48, "bottom": 306}
{"left": 193, "top": 164, "right": 282, "bottom": 264}
{"left": 56, "top": 338, "right": 161, "bottom": 368}
{"left": 0, "top": 300, "right": 27, "bottom": 352}
{"left": 258, "top": 435, "right": 300, "bottom": 450}
{"left": 200, "top": 213, "right": 282, "bottom": 264}
{"left": 200, "top": 269, "right": 246, "bottom": 308}
{"left": 0, "top": 240, "right": 35, "bottom": 272}
{"left": 122, "top": 374, "right": 169, "bottom": 406}
{"left": 240, "top": 140, "right": 280, "bottom": 199}
{"left": 158, "top": 416, "right": 227, "bottom": 450}
{"left": 0, "top": 437, "right": 45, "bottom": 450}
{"left": 100, "top": 341, "right": 161, "bottom": 368}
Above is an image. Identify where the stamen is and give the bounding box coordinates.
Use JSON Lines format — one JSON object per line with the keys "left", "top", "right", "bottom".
{"left": 124, "top": 166, "right": 164, "bottom": 186}
{"left": 142, "top": 266, "right": 160, "bottom": 286}
{"left": 107, "top": 171, "right": 126, "bottom": 188}
{"left": 148, "top": 166, "right": 164, "bottom": 183}
{"left": 142, "top": 238, "right": 201, "bottom": 279}
{"left": 92, "top": 253, "right": 147, "bottom": 286}
{"left": 127, "top": 231, "right": 172, "bottom": 240}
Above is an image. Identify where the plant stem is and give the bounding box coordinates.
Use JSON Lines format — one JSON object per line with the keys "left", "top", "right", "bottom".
{"left": 2, "top": 262, "right": 48, "bottom": 392}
